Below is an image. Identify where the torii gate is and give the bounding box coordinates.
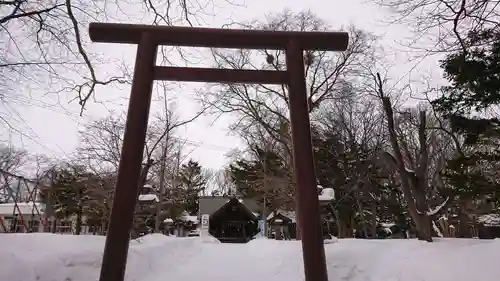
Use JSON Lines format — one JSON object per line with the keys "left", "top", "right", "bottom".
{"left": 88, "top": 22, "right": 348, "bottom": 281}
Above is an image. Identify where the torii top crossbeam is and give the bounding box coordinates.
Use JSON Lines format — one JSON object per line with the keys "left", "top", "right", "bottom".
{"left": 89, "top": 22, "right": 348, "bottom": 51}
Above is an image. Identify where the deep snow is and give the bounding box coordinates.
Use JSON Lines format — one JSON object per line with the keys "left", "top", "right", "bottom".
{"left": 0, "top": 233, "right": 498, "bottom": 281}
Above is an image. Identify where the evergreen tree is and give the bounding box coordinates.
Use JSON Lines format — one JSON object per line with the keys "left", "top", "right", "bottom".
{"left": 228, "top": 146, "right": 288, "bottom": 210}
{"left": 177, "top": 160, "right": 208, "bottom": 215}
{"left": 432, "top": 28, "right": 500, "bottom": 144}
{"left": 48, "top": 165, "right": 98, "bottom": 235}
{"left": 431, "top": 29, "right": 500, "bottom": 235}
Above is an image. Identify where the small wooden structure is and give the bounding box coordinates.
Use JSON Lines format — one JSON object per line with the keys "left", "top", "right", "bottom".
{"left": 130, "top": 193, "right": 159, "bottom": 237}
{"left": 267, "top": 212, "right": 294, "bottom": 240}
{"left": 477, "top": 213, "right": 500, "bottom": 239}
{"left": 266, "top": 187, "right": 336, "bottom": 241}
{"left": 170, "top": 212, "right": 199, "bottom": 237}
{"left": 209, "top": 198, "right": 259, "bottom": 243}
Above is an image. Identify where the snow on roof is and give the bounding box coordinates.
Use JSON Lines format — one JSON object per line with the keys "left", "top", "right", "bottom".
{"left": 179, "top": 215, "right": 199, "bottom": 223}
{"left": 267, "top": 211, "right": 296, "bottom": 223}
{"left": 380, "top": 222, "right": 396, "bottom": 228}
{"left": 318, "top": 188, "right": 335, "bottom": 201}
{"left": 163, "top": 218, "right": 173, "bottom": 223}
{"left": 138, "top": 194, "right": 159, "bottom": 202}
{"left": 0, "top": 202, "right": 46, "bottom": 216}
{"left": 477, "top": 213, "right": 500, "bottom": 226}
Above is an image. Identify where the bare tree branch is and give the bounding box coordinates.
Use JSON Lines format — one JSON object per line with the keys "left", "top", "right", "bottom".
{"left": 0, "top": 0, "right": 241, "bottom": 123}
{"left": 372, "top": 0, "right": 500, "bottom": 54}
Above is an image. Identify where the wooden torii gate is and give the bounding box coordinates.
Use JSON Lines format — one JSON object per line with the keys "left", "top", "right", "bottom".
{"left": 88, "top": 22, "right": 348, "bottom": 281}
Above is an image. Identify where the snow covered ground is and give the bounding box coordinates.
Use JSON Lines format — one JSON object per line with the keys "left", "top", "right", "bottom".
{"left": 1, "top": 234, "right": 499, "bottom": 281}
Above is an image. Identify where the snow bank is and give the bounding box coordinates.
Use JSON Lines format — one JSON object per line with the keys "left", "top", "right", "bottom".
{"left": 1, "top": 234, "right": 499, "bottom": 281}
{"left": 137, "top": 194, "right": 159, "bottom": 202}
{"left": 324, "top": 236, "right": 338, "bottom": 244}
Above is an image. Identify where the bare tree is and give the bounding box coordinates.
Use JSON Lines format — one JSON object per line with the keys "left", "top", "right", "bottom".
{"left": 0, "top": 0, "right": 241, "bottom": 132}
{"left": 0, "top": 144, "right": 28, "bottom": 174}
{"left": 78, "top": 114, "right": 125, "bottom": 173}
{"left": 0, "top": 144, "right": 28, "bottom": 202}
{"left": 201, "top": 10, "right": 376, "bottom": 235}
{"left": 315, "top": 95, "right": 388, "bottom": 238}
{"left": 30, "top": 154, "right": 54, "bottom": 178}
{"left": 78, "top": 101, "right": 203, "bottom": 171}
{"left": 372, "top": 0, "right": 500, "bottom": 54}
{"left": 249, "top": 127, "right": 295, "bottom": 211}
{"left": 78, "top": 98, "right": 204, "bottom": 234}
{"left": 204, "top": 10, "right": 376, "bottom": 156}
{"left": 209, "top": 168, "right": 235, "bottom": 196}
{"left": 376, "top": 73, "right": 452, "bottom": 241}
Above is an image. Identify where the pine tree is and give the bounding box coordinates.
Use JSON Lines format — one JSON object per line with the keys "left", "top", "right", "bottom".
{"left": 177, "top": 160, "right": 208, "bottom": 215}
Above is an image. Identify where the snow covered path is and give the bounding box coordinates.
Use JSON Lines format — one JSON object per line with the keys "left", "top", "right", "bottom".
{"left": 1, "top": 234, "right": 499, "bottom": 281}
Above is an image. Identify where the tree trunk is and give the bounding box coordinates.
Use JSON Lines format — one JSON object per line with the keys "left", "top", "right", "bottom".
{"left": 355, "top": 196, "right": 369, "bottom": 238}
{"left": 138, "top": 159, "right": 155, "bottom": 194}
{"left": 370, "top": 201, "right": 377, "bottom": 238}
{"left": 331, "top": 207, "right": 342, "bottom": 238}
{"left": 48, "top": 170, "right": 57, "bottom": 234}
{"left": 413, "top": 185, "right": 433, "bottom": 241}
{"left": 380, "top": 95, "right": 432, "bottom": 242}
{"left": 339, "top": 225, "right": 346, "bottom": 238}
{"left": 290, "top": 166, "right": 301, "bottom": 240}
{"left": 295, "top": 201, "right": 301, "bottom": 240}
{"left": 415, "top": 214, "right": 432, "bottom": 241}
{"left": 75, "top": 186, "right": 83, "bottom": 235}
{"left": 51, "top": 219, "right": 57, "bottom": 234}
{"left": 75, "top": 210, "right": 82, "bottom": 235}
{"left": 457, "top": 202, "right": 473, "bottom": 238}
{"left": 337, "top": 221, "right": 346, "bottom": 238}
{"left": 155, "top": 141, "right": 168, "bottom": 233}
{"left": 438, "top": 216, "right": 450, "bottom": 237}
{"left": 350, "top": 216, "right": 356, "bottom": 237}
{"left": 100, "top": 219, "right": 107, "bottom": 235}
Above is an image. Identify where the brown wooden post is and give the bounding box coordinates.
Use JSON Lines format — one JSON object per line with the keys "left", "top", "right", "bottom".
{"left": 88, "top": 23, "right": 348, "bottom": 281}
{"left": 98, "top": 32, "right": 157, "bottom": 281}
{"left": 286, "top": 38, "right": 328, "bottom": 281}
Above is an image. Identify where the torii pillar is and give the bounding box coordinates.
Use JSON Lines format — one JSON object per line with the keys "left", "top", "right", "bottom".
{"left": 88, "top": 22, "right": 348, "bottom": 281}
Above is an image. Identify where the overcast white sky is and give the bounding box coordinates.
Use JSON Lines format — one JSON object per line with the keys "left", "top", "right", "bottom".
{"left": 1, "top": 0, "right": 441, "bottom": 171}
